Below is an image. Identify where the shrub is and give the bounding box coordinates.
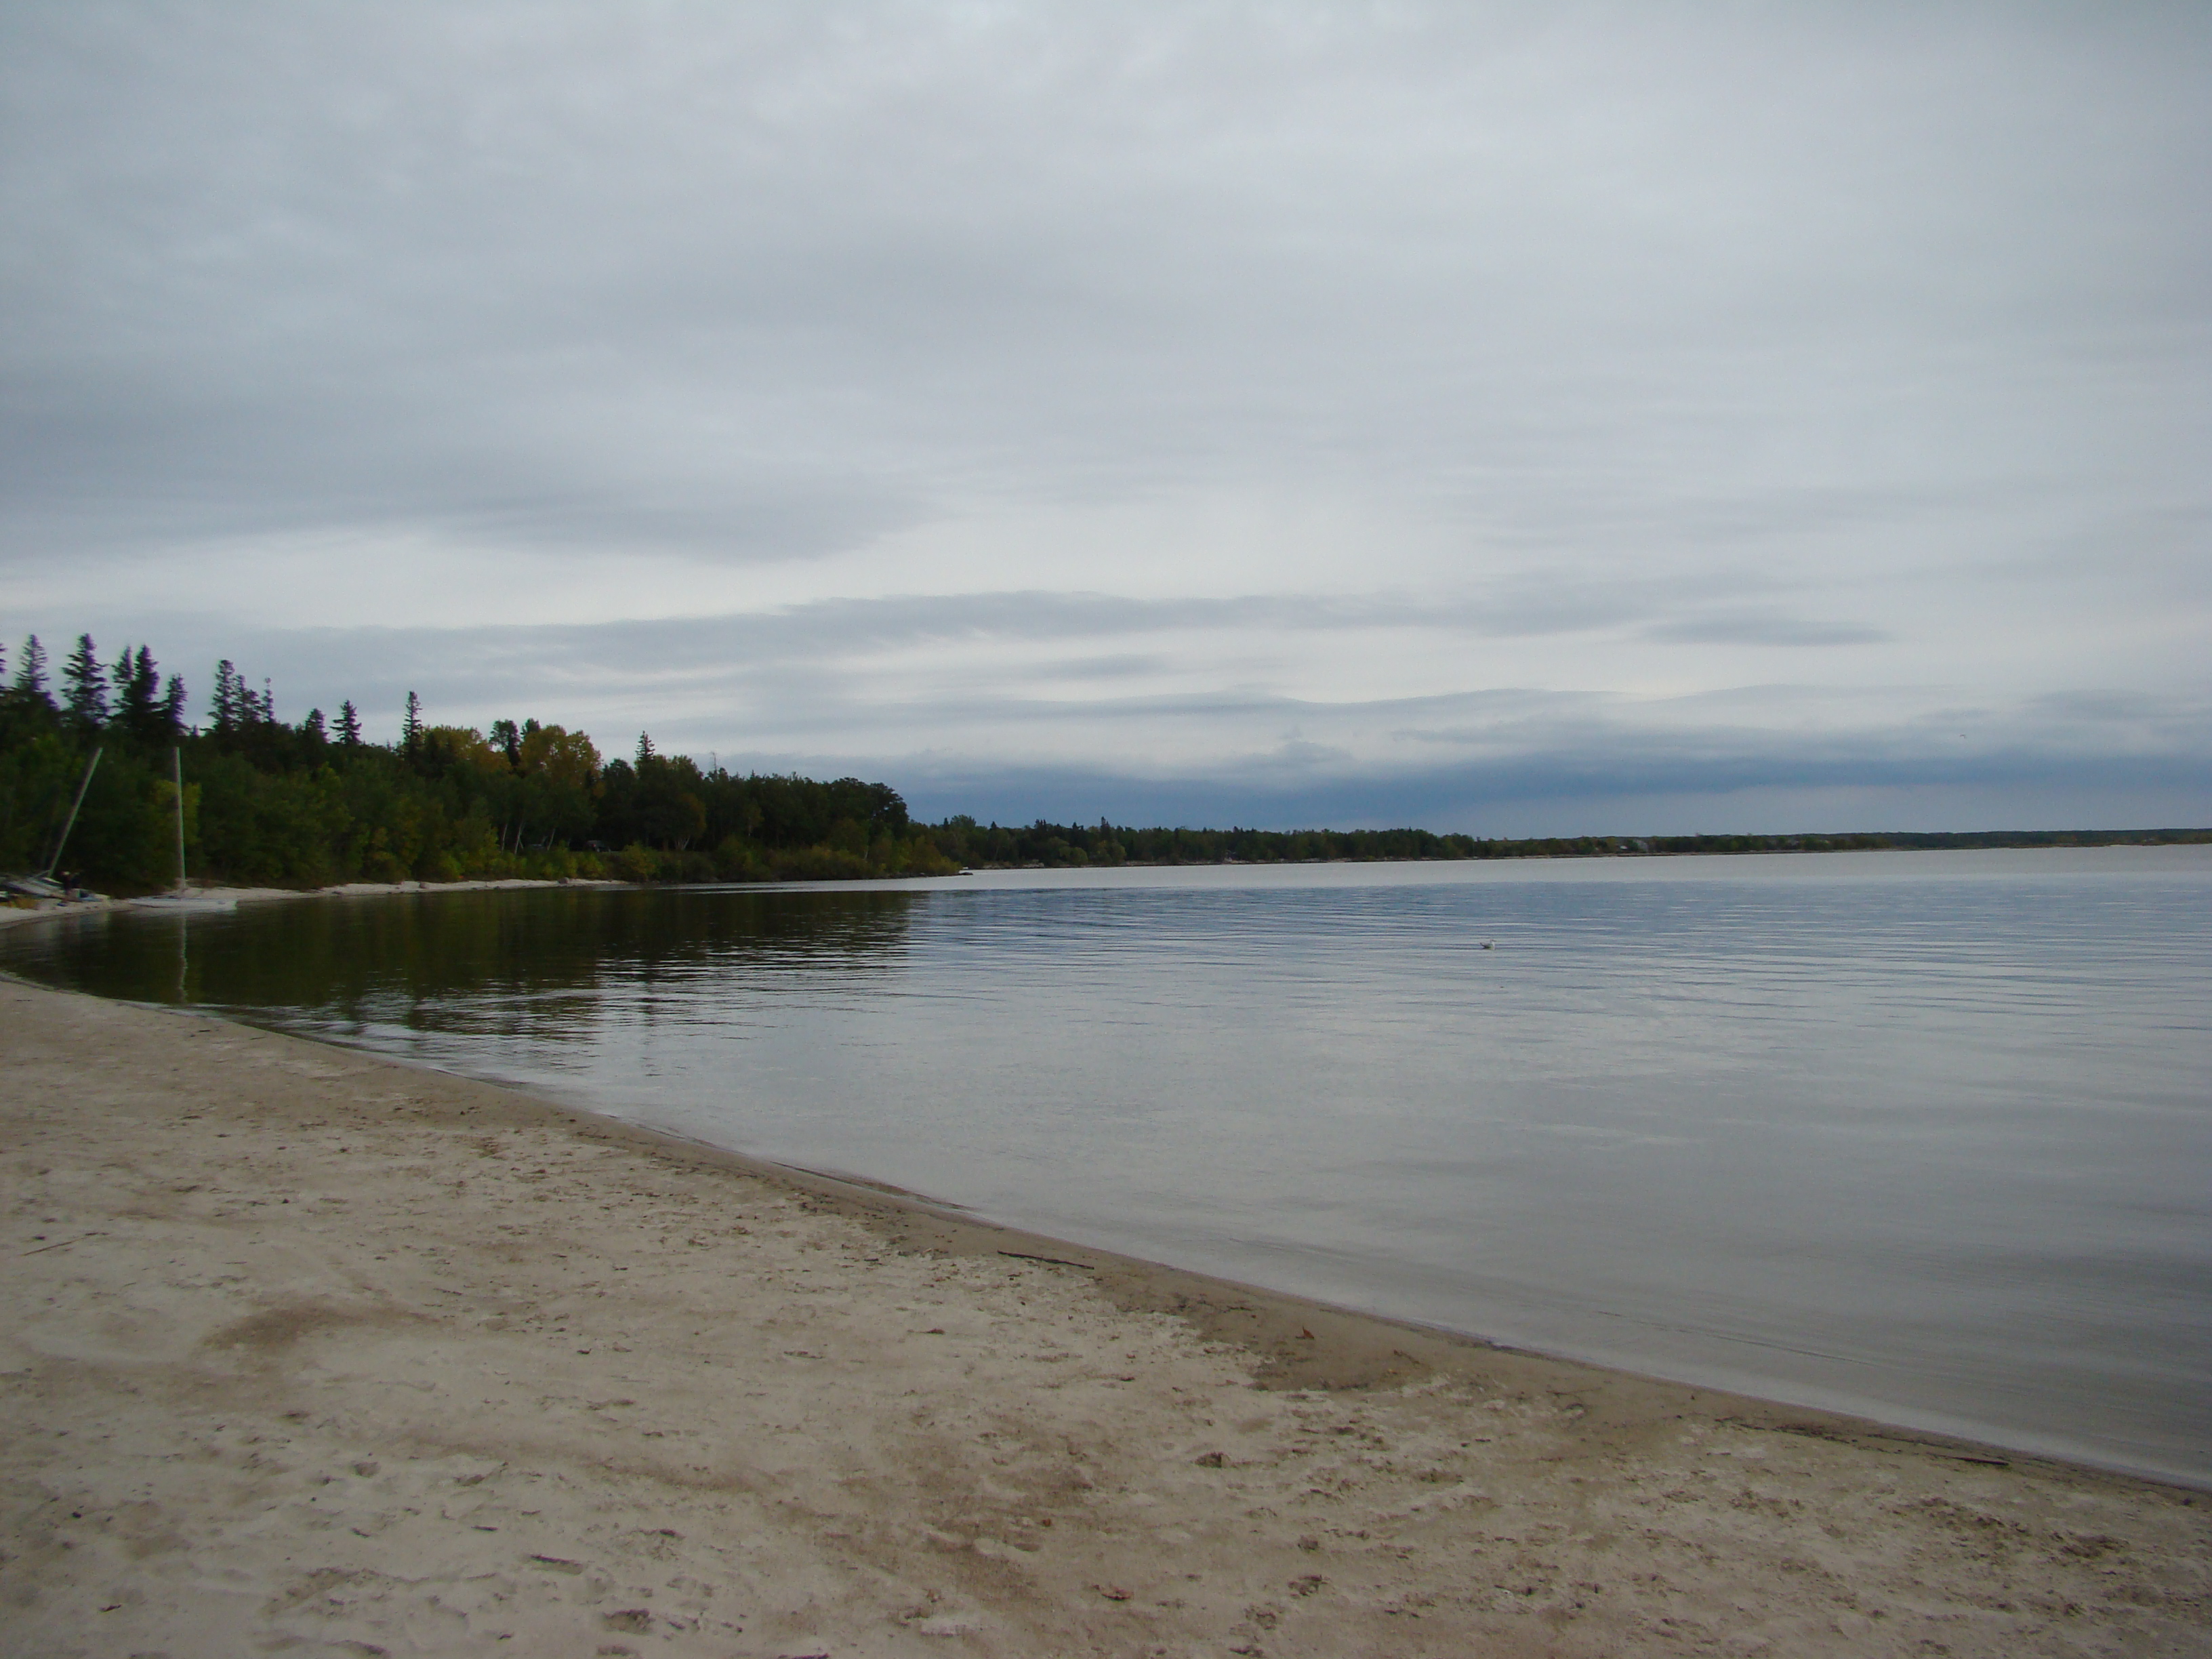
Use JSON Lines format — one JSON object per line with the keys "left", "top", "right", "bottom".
{"left": 613, "top": 843, "right": 661, "bottom": 883}
{"left": 771, "top": 845, "right": 873, "bottom": 882}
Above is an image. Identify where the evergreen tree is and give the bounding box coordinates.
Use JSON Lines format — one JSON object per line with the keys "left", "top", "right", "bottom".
{"left": 637, "top": 731, "right": 655, "bottom": 762}
{"left": 207, "top": 662, "right": 276, "bottom": 729}
{"left": 115, "top": 645, "right": 164, "bottom": 745}
{"left": 161, "top": 675, "right": 188, "bottom": 737}
{"left": 336, "top": 699, "right": 362, "bottom": 746}
{"left": 491, "top": 718, "right": 521, "bottom": 769}
{"left": 62, "top": 634, "right": 108, "bottom": 726}
{"left": 211, "top": 660, "right": 243, "bottom": 731}
{"left": 13, "top": 635, "right": 47, "bottom": 703}
{"left": 403, "top": 691, "right": 423, "bottom": 754}
{"left": 302, "top": 708, "right": 327, "bottom": 744}
{"left": 138, "top": 648, "right": 165, "bottom": 735}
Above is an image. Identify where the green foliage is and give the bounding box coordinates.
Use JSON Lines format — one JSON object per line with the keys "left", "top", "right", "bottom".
{"left": 612, "top": 844, "right": 662, "bottom": 883}
{"left": 61, "top": 634, "right": 108, "bottom": 729}
{"left": 0, "top": 733, "right": 181, "bottom": 890}
{"left": 1, "top": 631, "right": 958, "bottom": 893}
{"left": 768, "top": 844, "right": 874, "bottom": 882}
{"left": 195, "top": 752, "right": 353, "bottom": 886}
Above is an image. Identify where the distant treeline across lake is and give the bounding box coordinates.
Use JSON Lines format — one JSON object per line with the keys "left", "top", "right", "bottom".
{"left": 931, "top": 820, "right": 2211, "bottom": 870}
{"left": 3, "top": 632, "right": 2205, "bottom": 895}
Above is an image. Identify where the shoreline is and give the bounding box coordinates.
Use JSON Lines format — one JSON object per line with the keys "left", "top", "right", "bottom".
{"left": 8, "top": 832, "right": 2200, "bottom": 930}
{"left": 5, "top": 865, "right": 2207, "bottom": 1486}
{"left": 0, "top": 875, "right": 636, "bottom": 930}
{"left": 4, "top": 975, "right": 2207, "bottom": 1653}
{"left": 5, "top": 856, "right": 2205, "bottom": 1495}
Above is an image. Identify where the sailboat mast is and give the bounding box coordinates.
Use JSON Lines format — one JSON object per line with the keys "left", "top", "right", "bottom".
{"left": 40, "top": 747, "right": 102, "bottom": 881}
{"left": 173, "top": 746, "right": 188, "bottom": 893}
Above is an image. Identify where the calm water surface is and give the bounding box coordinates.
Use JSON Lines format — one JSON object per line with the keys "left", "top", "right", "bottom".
{"left": 7, "top": 848, "right": 2209, "bottom": 1486}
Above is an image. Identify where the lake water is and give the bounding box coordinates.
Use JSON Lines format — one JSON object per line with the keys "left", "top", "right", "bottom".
{"left": 7, "top": 848, "right": 2209, "bottom": 1487}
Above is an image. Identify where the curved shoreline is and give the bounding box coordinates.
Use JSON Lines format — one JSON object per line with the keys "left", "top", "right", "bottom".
{"left": 6, "top": 867, "right": 2207, "bottom": 1493}
{"left": 5, "top": 869, "right": 2207, "bottom": 1490}
{"left": 3, "top": 972, "right": 2207, "bottom": 1654}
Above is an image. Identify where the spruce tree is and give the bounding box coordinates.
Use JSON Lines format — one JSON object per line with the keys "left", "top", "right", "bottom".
{"left": 117, "top": 645, "right": 162, "bottom": 744}
{"left": 161, "top": 675, "right": 188, "bottom": 739}
{"left": 336, "top": 699, "right": 362, "bottom": 746}
{"left": 62, "top": 634, "right": 108, "bottom": 726}
{"left": 14, "top": 635, "right": 47, "bottom": 703}
{"left": 403, "top": 691, "right": 422, "bottom": 754}
{"left": 211, "top": 660, "right": 241, "bottom": 731}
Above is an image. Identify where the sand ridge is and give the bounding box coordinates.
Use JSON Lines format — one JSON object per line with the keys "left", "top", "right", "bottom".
{"left": 2, "top": 974, "right": 2207, "bottom": 1656}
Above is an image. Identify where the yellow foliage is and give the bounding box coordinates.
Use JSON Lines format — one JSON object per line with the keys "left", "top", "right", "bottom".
{"left": 419, "top": 725, "right": 509, "bottom": 776}
{"left": 518, "top": 723, "right": 601, "bottom": 792}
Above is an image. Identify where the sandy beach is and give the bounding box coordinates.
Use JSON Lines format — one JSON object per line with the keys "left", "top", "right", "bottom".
{"left": 3, "top": 972, "right": 2208, "bottom": 1656}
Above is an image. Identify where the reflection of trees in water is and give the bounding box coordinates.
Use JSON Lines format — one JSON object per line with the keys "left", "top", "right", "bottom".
{"left": 3, "top": 888, "right": 922, "bottom": 1041}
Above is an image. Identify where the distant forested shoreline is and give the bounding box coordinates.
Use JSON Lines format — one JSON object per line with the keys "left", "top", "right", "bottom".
{"left": 931, "top": 820, "right": 2210, "bottom": 869}
{"left": 3, "top": 633, "right": 2204, "bottom": 897}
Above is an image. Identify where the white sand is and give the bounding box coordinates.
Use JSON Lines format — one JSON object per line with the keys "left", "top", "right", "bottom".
{"left": 3, "top": 975, "right": 2207, "bottom": 1656}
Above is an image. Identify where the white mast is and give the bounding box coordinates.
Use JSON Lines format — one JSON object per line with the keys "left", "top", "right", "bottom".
{"left": 173, "top": 746, "right": 188, "bottom": 893}
{"left": 39, "top": 747, "right": 102, "bottom": 883}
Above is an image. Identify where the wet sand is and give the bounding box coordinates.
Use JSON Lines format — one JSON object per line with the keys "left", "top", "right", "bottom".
{"left": 3, "top": 972, "right": 2207, "bottom": 1656}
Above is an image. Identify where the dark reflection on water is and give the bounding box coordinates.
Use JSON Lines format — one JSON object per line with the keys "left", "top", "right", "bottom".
{"left": 5, "top": 853, "right": 2209, "bottom": 1488}
{"left": 5, "top": 884, "right": 919, "bottom": 1059}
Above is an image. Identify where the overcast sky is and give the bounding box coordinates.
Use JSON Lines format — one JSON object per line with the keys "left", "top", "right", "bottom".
{"left": 4, "top": 2, "right": 2206, "bottom": 832}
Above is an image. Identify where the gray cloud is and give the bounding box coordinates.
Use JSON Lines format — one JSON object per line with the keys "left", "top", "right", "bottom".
{"left": 45, "top": 583, "right": 1895, "bottom": 719}
{"left": 1641, "top": 613, "right": 1889, "bottom": 647}
{"left": 3, "top": 3, "right": 2207, "bottom": 828}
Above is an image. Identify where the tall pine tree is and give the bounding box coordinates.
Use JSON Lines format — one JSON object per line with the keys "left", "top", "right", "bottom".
{"left": 211, "top": 660, "right": 243, "bottom": 731}
{"left": 13, "top": 636, "right": 48, "bottom": 703}
{"left": 336, "top": 699, "right": 362, "bottom": 745}
{"left": 62, "top": 634, "right": 108, "bottom": 727}
{"left": 115, "top": 644, "right": 165, "bottom": 745}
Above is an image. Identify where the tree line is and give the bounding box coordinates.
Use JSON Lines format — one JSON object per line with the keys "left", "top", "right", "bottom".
{"left": 923, "top": 819, "right": 2205, "bottom": 871}
{"left": 1, "top": 633, "right": 955, "bottom": 893}
{"left": 6, "top": 630, "right": 2200, "bottom": 897}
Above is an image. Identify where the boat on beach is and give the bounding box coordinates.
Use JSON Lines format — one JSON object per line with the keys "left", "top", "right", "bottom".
{"left": 127, "top": 747, "right": 234, "bottom": 909}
